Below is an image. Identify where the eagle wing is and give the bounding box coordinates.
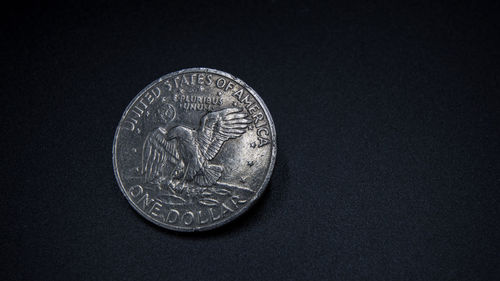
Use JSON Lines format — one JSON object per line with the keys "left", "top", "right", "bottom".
{"left": 196, "top": 107, "right": 252, "bottom": 160}
{"left": 142, "top": 127, "right": 180, "bottom": 183}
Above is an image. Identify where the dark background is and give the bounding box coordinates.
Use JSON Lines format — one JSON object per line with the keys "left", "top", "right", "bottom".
{"left": 2, "top": 1, "right": 499, "bottom": 280}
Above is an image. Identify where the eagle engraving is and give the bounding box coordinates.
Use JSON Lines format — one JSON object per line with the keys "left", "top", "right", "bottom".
{"left": 142, "top": 107, "right": 251, "bottom": 190}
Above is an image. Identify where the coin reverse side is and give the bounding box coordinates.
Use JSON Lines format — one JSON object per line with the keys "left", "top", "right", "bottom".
{"left": 113, "top": 68, "right": 276, "bottom": 231}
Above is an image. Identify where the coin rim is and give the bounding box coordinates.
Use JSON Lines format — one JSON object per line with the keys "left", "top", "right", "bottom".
{"left": 112, "top": 67, "right": 277, "bottom": 232}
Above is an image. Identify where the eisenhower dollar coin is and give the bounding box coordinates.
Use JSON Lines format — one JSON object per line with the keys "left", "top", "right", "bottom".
{"left": 113, "top": 68, "right": 276, "bottom": 231}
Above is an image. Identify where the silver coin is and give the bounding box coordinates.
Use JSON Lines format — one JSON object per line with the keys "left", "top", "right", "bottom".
{"left": 113, "top": 68, "right": 276, "bottom": 231}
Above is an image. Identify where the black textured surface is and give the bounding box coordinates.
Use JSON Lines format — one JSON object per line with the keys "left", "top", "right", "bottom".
{"left": 2, "top": 1, "right": 499, "bottom": 280}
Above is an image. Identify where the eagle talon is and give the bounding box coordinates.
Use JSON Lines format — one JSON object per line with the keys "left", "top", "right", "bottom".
{"left": 164, "top": 180, "right": 182, "bottom": 193}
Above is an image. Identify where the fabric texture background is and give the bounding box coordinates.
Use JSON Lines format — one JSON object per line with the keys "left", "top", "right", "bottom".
{"left": 2, "top": 1, "right": 499, "bottom": 280}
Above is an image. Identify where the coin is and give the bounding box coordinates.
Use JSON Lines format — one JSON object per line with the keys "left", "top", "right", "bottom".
{"left": 113, "top": 68, "right": 276, "bottom": 231}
